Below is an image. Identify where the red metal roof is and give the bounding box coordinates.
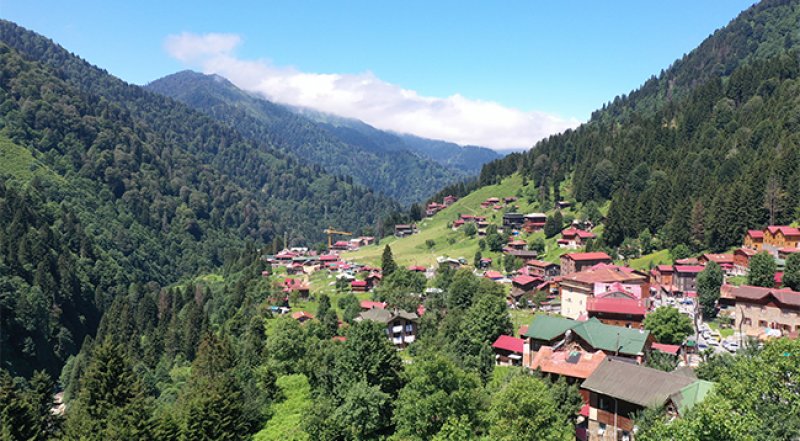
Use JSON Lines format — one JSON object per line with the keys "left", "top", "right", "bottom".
{"left": 320, "top": 254, "right": 338, "bottom": 261}
{"left": 484, "top": 271, "right": 504, "bottom": 280}
{"left": 561, "top": 228, "right": 596, "bottom": 239}
{"left": 565, "top": 252, "right": 612, "bottom": 261}
{"left": 512, "top": 275, "right": 539, "bottom": 286}
{"left": 587, "top": 297, "right": 646, "bottom": 316}
{"left": 408, "top": 265, "right": 427, "bottom": 272}
{"left": 291, "top": 311, "right": 315, "bottom": 320}
{"left": 360, "top": 300, "right": 386, "bottom": 310}
{"left": 492, "top": 335, "right": 525, "bottom": 353}
{"left": 651, "top": 343, "right": 681, "bottom": 355}
{"left": 675, "top": 265, "right": 704, "bottom": 273}
{"left": 656, "top": 264, "right": 674, "bottom": 272}
{"left": 747, "top": 229, "right": 764, "bottom": 239}
{"left": 351, "top": 280, "right": 368, "bottom": 287}
{"left": 767, "top": 226, "right": 800, "bottom": 237}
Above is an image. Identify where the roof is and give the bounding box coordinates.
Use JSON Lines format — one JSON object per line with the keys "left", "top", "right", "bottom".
{"left": 525, "top": 315, "right": 578, "bottom": 341}
{"left": 674, "top": 265, "right": 704, "bottom": 273}
{"left": 530, "top": 347, "right": 607, "bottom": 379}
{"left": 484, "top": 271, "right": 504, "bottom": 280}
{"left": 561, "top": 228, "right": 596, "bottom": 239}
{"left": 573, "top": 318, "right": 650, "bottom": 356}
{"left": 508, "top": 240, "right": 527, "bottom": 246}
{"left": 562, "top": 267, "right": 647, "bottom": 285}
{"left": 587, "top": 297, "right": 647, "bottom": 316}
{"left": 731, "top": 285, "right": 800, "bottom": 307}
{"left": 351, "top": 280, "right": 368, "bottom": 287}
{"left": 564, "top": 252, "right": 612, "bottom": 262}
{"left": 528, "top": 259, "right": 558, "bottom": 269}
{"left": 651, "top": 343, "right": 681, "bottom": 355}
{"left": 408, "top": 265, "right": 427, "bottom": 272}
{"left": 656, "top": 265, "right": 674, "bottom": 272}
{"left": 702, "top": 253, "right": 734, "bottom": 264}
{"left": 518, "top": 325, "right": 529, "bottom": 336}
{"left": 670, "top": 380, "right": 714, "bottom": 416}
{"left": 357, "top": 308, "right": 418, "bottom": 324}
{"left": 360, "top": 300, "right": 386, "bottom": 310}
{"left": 320, "top": 254, "right": 339, "bottom": 261}
{"left": 735, "top": 247, "right": 757, "bottom": 256}
{"left": 581, "top": 360, "right": 700, "bottom": 408}
{"left": 492, "top": 335, "right": 525, "bottom": 353}
{"left": 766, "top": 225, "right": 800, "bottom": 237}
{"left": 747, "top": 229, "right": 764, "bottom": 239}
{"left": 291, "top": 311, "right": 315, "bottom": 320}
{"left": 512, "top": 275, "right": 538, "bottom": 286}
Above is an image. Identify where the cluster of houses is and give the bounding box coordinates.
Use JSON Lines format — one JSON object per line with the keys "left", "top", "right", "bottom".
{"left": 481, "top": 196, "right": 518, "bottom": 211}
{"left": 488, "top": 252, "right": 713, "bottom": 441}
{"left": 491, "top": 311, "right": 710, "bottom": 441}
{"left": 425, "top": 195, "right": 457, "bottom": 217}
{"left": 734, "top": 225, "right": 800, "bottom": 276}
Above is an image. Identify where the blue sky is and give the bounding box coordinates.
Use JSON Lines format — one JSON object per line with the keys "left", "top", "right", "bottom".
{"left": 1, "top": 1, "right": 757, "bottom": 149}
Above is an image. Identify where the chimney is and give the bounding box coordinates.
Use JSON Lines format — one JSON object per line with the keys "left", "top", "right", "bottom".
{"left": 523, "top": 339, "right": 531, "bottom": 367}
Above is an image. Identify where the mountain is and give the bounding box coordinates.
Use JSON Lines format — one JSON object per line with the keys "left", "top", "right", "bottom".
{"left": 472, "top": 0, "right": 800, "bottom": 253}
{"left": 146, "top": 71, "right": 501, "bottom": 205}
{"left": 0, "top": 20, "right": 399, "bottom": 376}
{"left": 596, "top": 0, "right": 800, "bottom": 122}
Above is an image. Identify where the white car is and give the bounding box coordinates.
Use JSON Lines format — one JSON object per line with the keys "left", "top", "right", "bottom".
{"left": 723, "top": 341, "right": 740, "bottom": 353}
{"left": 707, "top": 338, "right": 720, "bottom": 347}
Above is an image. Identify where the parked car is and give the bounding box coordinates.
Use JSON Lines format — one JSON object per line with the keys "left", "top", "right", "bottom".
{"left": 723, "top": 340, "right": 740, "bottom": 353}
{"left": 707, "top": 338, "right": 720, "bottom": 347}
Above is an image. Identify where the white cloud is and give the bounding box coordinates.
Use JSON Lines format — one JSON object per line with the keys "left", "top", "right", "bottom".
{"left": 163, "top": 32, "right": 580, "bottom": 150}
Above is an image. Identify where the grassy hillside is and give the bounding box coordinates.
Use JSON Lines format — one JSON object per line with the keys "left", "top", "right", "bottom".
{"left": 0, "top": 135, "right": 64, "bottom": 184}
{"left": 343, "top": 174, "right": 581, "bottom": 268}
{"left": 253, "top": 374, "right": 312, "bottom": 441}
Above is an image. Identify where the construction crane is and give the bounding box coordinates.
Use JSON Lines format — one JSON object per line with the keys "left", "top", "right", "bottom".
{"left": 323, "top": 227, "right": 352, "bottom": 250}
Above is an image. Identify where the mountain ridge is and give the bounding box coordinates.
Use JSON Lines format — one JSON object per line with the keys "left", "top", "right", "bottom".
{"left": 146, "top": 70, "right": 501, "bottom": 205}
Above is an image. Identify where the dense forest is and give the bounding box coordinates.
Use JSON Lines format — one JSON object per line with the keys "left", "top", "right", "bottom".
{"left": 146, "top": 71, "right": 499, "bottom": 205}
{"left": 478, "top": 0, "right": 800, "bottom": 252}
{"left": 0, "top": 20, "right": 400, "bottom": 377}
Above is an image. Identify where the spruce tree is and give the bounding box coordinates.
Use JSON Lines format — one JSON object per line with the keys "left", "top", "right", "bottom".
{"left": 783, "top": 253, "right": 800, "bottom": 291}
{"left": 381, "top": 245, "right": 397, "bottom": 276}
{"left": 697, "top": 261, "right": 723, "bottom": 319}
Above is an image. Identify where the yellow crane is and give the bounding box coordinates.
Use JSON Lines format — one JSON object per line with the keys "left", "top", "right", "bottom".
{"left": 323, "top": 227, "right": 352, "bottom": 250}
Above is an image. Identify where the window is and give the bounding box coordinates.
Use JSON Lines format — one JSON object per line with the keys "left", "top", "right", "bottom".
{"left": 405, "top": 324, "right": 413, "bottom": 333}
{"left": 597, "top": 423, "right": 606, "bottom": 436}
{"left": 759, "top": 320, "right": 768, "bottom": 327}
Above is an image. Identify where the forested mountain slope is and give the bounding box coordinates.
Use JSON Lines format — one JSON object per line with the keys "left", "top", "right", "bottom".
{"left": 596, "top": 0, "right": 800, "bottom": 122}
{"left": 0, "top": 20, "right": 397, "bottom": 376}
{"left": 476, "top": 0, "right": 800, "bottom": 253}
{"left": 146, "top": 71, "right": 499, "bottom": 204}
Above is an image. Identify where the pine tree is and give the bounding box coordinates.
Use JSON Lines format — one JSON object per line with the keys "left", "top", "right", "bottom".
{"left": 381, "top": 245, "right": 397, "bottom": 277}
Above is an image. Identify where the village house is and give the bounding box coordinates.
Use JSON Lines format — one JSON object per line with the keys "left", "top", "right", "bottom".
{"left": 502, "top": 212, "right": 525, "bottom": 229}
{"left": 360, "top": 300, "right": 387, "bottom": 311}
{"left": 510, "top": 274, "right": 544, "bottom": 303}
{"left": 355, "top": 308, "right": 419, "bottom": 348}
{"left": 351, "top": 280, "right": 369, "bottom": 292}
{"left": 528, "top": 347, "right": 607, "bottom": 400}
{"left": 291, "top": 311, "right": 315, "bottom": 323}
{"left": 559, "top": 228, "right": 597, "bottom": 249}
{"left": 426, "top": 202, "right": 445, "bottom": 217}
{"left": 505, "top": 249, "right": 539, "bottom": 260}
{"left": 491, "top": 335, "right": 525, "bottom": 366}
{"left": 582, "top": 360, "right": 712, "bottom": 441}
{"left": 281, "top": 278, "right": 310, "bottom": 299}
{"left": 557, "top": 201, "right": 572, "bottom": 209}
{"left": 732, "top": 285, "right": 800, "bottom": 337}
{"left": 560, "top": 267, "right": 648, "bottom": 320}
{"left": 437, "top": 256, "right": 464, "bottom": 270}
{"left": 733, "top": 247, "right": 757, "bottom": 276}
{"left": 650, "top": 265, "right": 675, "bottom": 295}
{"left": 507, "top": 239, "right": 527, "bottom": 251}
{"left": 481, "top": 197, "right": 500, "bottom": 208}
{"left": 527, "top": 259, "right": 561, "bottom": 280}
{"left": 523, "top": 315, "right": 653, "bottom": 364}
{"left": 560, "top": 252, "right": 613, "bottom": 275}
{"left": 586, "top": 296, "right": 647, "bottom": 329}
{"left": 484, "top": 270, "right": 504, "bottom": 281}
{"left": 762, "top": 226, "right": 800, "bottom": 257}
{"left": 443, "top": 195, "right": 457, "bottom": 206}
{"left": 743, "top": 229, "right": 764, "bottom": 251}
{"left": 478, "top": 257, "right": 492, "bottom": 269}
{"left": 523, "top": 212, "right": 547, "bottom": 232}
{"left": 697, "top": 253, "right": 734, "bottom": 274}
{"left": 331, "top": 240, "right": 351, "bottom": 251}
{"left": 394, "top": 224, "right": 417, "bottom": 237}
{"left": 672, "top": 265, "right": 703, "bottom": 295}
